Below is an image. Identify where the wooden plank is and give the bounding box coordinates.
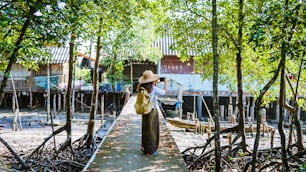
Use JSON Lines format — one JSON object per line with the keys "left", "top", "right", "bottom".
{"left": 166, "top": 118, "right": 275, "bottom": 133}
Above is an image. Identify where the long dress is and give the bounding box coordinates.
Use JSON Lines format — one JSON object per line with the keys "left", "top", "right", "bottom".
{"left": 142, "top": 109, "right": 159, "bottom": 154}
{"left": 141, "top": 86, "right": 165, "bottom": 154}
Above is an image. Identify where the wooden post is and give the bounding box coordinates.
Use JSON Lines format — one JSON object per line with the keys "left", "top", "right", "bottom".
{"left": 275, "top": 101, "right": 280, "bottom": 122}
{"left": 194, "top": 118, "right": 198, "bottom": 134}
{"left": 11, "top": 75, "right": 21, "bottom": 131}
{"left": 130, "top": 59, "right": 133, "bottom": 94}
{"left": 228, "top": 133, "right": 232, "bottom": 157}
{"left": 63, "top": 93, "right": 66, "bottom": 110}
{"left": 260, "top": 108, "right": 267, "bottom": 136}
{"left": 201, "top": 96, "right": 214, "bottom": 123}
{"left": 298, "top": 106, "right": 301, "bottom": 120}
{"left": 179, "top": 108, "right": 182, "bottom": 119}
{"left": 228, "top": 133, "right": 232, "bottom": 145}
{"left": 81, "top": 93, "right": 84, "bottom": 112}
{"left": 246, "top": 97, "right": 250, "bottom": 118}
{"left": 187, "top": 112, "right": 191, "bottom": 120}
{"left": 58, "top": 93, "right": 61, "bottom": 112}
{"left": 250, "top": 98, "right": 255, "bottom": 122}
{"left": 12, "top": 94, "right": 15, "bottom": 113}
{"left": 201, "top": 124, "right": 206, "bottom": 135}
{"left": 228, "top": 104, "right": 233, "bottom": 117}
{"left": 248, "top": 116, "right": 253, "bottom": 137}
{"left": 113, "top": 111, "right": 116, "bottom": 120}
{"left": 53, "top": 94, "right": 57, "bottom": 116}
{"left": 47, "top": 63, "right": 50, "bottom": 123}
{"left": 12, "top": 95, "right": 17, "bottom": 131}
{"left": 101, "top": 95, "right": 104, "bottom": 124}
{"left": 270, "top": 129, "right": 275, "bottom": 149}
{"left": 193, "top": 91, "right": 196, "bottom": 119}
{"left": 207, "top": 119, "right": 212, "bottom": 146}
{"left": 220, "top": 105, "right": 224, "bottom": 121}
{"left": 197, "top": 95, "right": 202, "bottom": 119}
{"left": 76, "top": 90, "right": 83, "bottom": 111}
{"left": 29, "top": 87, "right": 32, "bottom": 108}
{"left": 27, "top": 77, "right": 34, "bottom": 108}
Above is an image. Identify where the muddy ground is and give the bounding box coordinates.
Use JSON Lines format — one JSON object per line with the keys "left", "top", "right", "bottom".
{"left": 0, "top": 109, "right": 115, "bottom": 171}
{"left": 1, "top": 108, "right": 305, "bottom": 171}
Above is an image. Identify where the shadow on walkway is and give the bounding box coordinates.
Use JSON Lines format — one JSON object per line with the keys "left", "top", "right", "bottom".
{"left": 83, "top": 96, "right": 187, "bottom": 172}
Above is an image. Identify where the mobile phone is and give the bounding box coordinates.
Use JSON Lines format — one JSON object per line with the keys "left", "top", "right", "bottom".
{"left": 159, "top": 77, "right": 165, "bottom": 82}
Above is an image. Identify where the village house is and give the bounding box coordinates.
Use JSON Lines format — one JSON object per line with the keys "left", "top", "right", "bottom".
{"left": 0, "top": 47, "right": 96, "bottom": 110}
{"left": 0, "top": 47, "right": 71, "bottom": 109}
{"left": 124, "top": 37, "right": 305, "bottom": 123}
{"left": 0, "top": 46, "right": 126, "bottom": 116}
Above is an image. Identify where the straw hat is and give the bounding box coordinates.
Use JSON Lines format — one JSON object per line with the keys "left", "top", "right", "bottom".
{"left": 138, "top": 70, "right": 159, "bottom": 84}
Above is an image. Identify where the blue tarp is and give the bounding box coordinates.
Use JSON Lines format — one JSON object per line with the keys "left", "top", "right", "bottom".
{"left": 34, "top": 76, "right": 58, "bottom": 90}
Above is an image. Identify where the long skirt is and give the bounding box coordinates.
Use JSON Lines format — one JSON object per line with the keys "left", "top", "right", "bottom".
{"left": 141, "top": 110, "right": 159, "bottom": 154}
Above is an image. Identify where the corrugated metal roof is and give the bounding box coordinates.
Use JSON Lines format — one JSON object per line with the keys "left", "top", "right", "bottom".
{"left": 153, "top": 37, "right": 206, "bottom": 56}
{"left": 47, "top": 46, "right": 70, "bottom": 64}
{"left": 153, "top": 37, "right": 178, "bottom": 56}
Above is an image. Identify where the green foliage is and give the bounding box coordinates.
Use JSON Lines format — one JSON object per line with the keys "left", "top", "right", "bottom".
{"left": 249, "top": 1, "right": 305, "bottom": 54}
{"left": 166, "top": 0, "right": 213, "bottom": 77}
{"left": 129, "top": 11, "right": 163, "bottom": 62}
{"left": 85, "top": 0, "right": 165, "bottom": 87}
{"left": 166, "top": 0, "right": 305, "bottom": 109}
{"left": 298, "top": 97, "right": 306, "bottom": 111}
{"left": 103, "top": 58, "right": 125, "bottom": 83}
{"left": 299, "top": 163, "right": 306, "bottom": 172}
{"left": 75, "top": 67, "right": 91, "bottom": 83}
{"left": 238, "top": 149, "right": 245, "bottom": 157}
{"left": 0, "top": 1, "right": 69, "bottom": 71}
{"left": 99, "top": 1, "right": 162, "bottom": 63}
{"left": 248, "top": 0, "right": 305, "bottom": 103}
{"left": 2, "top": 0, "right": 302, "bottom": 109}
{"left": 0, "top": 0, "right": 166, "bottom": 84}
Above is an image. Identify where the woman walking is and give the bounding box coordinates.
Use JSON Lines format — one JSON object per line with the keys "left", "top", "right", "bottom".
{"left": 137, "top": 70, "right": 167, "bottom": 155}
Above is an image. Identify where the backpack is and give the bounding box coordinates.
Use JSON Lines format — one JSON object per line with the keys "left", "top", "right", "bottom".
{"left": 134, "top": 87, "right": 152, "bottom": 115}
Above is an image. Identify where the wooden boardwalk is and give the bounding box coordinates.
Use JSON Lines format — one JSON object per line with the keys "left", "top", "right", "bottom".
{"left": 83, "top": 96, "right": 187, "bottom": 172}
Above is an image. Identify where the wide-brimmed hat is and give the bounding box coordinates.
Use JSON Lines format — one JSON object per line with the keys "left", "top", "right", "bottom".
{"left": 138, "top": 70, "right": 159, "bottom": 84}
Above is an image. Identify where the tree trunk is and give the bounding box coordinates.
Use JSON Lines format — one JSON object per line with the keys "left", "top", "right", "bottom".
{"left": 86, "top": 17, "right": 102, "bottom": 146}
{"left": 251, "top": 62, "right": 281, "bottom": 172}
{"left": 252, "top": 1, "right": 299, "bottom": 171}
{"left": 212, "top": 0, "right": 221, "bottom": 171}
{"left": 236, "top": 0, "right": 247, "bottom": 152}
{"left": 65, "top": 33, "right": 76, "bottom": 145}
{"left": 0, "top": 8, "right": 34, "bottom": 104}
{"left": 286, "top": 6, "right": 304, "bottom": 153}
{"left": 278, "top": 0, "right": 299, "bottom": 169}
{"left": 278, "top": 42, "right": 289, "bottom": 171}
{"left": 294, "top": 56, "right": 304, "bottom": 151}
